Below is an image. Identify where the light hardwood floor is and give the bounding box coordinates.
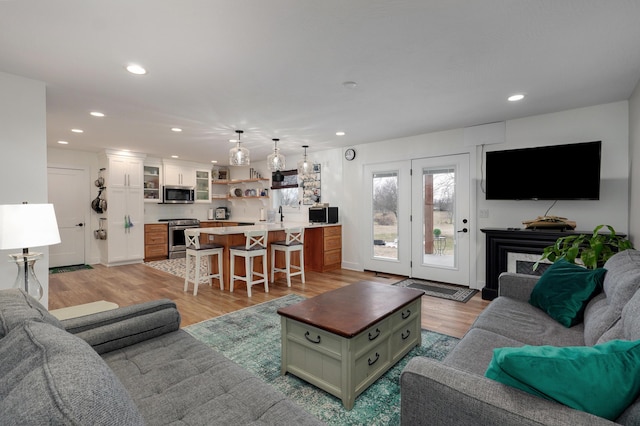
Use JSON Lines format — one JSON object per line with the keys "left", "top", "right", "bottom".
{"left": 49, "top": 263, "right": 490, "bottom": 339}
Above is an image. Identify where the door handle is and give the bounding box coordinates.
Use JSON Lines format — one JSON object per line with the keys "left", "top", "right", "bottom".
{"left": 76, "top": 223, "right": 84, "bottom": 227}
{"left": 457, "top": 228, "right": 468, "bottom": 233}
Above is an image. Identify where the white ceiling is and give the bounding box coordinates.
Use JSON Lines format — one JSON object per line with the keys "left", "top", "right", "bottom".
{"left": 1, "top": 1, "right": 640, "bottom": 166}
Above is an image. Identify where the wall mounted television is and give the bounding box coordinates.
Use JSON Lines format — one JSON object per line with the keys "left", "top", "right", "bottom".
{"left": 485, "top": 141, "right": 601, "bottom": 200}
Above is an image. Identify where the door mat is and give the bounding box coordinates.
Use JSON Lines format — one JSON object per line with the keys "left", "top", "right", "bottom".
{"left": 393, "top": 278, "right": 478, "bottom": 303}
{"left": 185, "top": 294, "right": 458, "bottom": 425}
{"left": 49, "top": 264, "right": 94, "bottom": 274}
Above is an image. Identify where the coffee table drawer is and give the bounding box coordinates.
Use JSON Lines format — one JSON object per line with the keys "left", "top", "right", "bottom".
{"left": 391, "top": 299, "right": 420, "bottom": 327}
{"left": 390, "top": 315, "right": 421, "bottom": 360}
{"left": 354, "top": 340, "right": 390, "bottom": 389}
{"left": 352, "top": 321, "right": 389, "bottom": 354}
{"left": 285, "top": 319, "right": 342, "bottom": 356}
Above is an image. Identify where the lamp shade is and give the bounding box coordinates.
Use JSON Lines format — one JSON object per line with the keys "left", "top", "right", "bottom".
{"left": 0, "top": 204, "right": 61, "bottom": 250}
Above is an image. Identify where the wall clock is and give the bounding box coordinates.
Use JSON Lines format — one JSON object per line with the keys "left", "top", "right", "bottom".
{"left": 345, "top": 148, "right": 356, "bottom": 161}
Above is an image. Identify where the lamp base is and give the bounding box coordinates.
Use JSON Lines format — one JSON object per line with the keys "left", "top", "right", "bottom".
{"left": 9, "top": 252, "right": 44, "bottom": 300}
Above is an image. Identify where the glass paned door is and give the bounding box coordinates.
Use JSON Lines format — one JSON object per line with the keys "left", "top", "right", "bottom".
{"left": 411, "top": 154, "right": 470, "bottom": 285}
{"left": 363, "top": 162, "right": 410, "bottom": 275}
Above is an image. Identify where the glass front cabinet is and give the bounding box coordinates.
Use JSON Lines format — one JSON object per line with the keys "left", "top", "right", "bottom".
{"left": 143, "top": 165, "right": 161, "bottom": 203}
{"left": 195, "top": 169, "right": 211, "bottom": 202}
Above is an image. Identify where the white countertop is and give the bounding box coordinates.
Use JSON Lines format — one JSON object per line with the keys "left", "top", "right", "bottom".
{"left": 198, "top": 221, "right": 339, "bottom": 235}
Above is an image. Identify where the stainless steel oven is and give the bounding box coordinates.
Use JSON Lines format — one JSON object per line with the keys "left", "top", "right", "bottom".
{"left": 160, "top": 218, "right": 200, "bottom": 258}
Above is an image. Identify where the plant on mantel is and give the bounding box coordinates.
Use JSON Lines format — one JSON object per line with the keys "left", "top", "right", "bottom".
{"left": 534, "top": 224, "right": 634, "bottom": 270}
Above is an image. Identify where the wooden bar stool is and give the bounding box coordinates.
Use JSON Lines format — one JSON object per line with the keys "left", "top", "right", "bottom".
{"left": 184, "top": 228, "right": 224, "bottom": 296}
{"left": 230, "top": 229, "right": 268, "bottom": 297}
{"left": 271, "top": 227, "right": 305, "bottom": 287}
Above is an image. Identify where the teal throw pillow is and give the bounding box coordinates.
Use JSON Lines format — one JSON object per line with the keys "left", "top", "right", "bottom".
{"left": 529, "top": 259, "right": 606, "bottom": 327}
{"left": 485, "top": 340, "right": 640, "bottom": 420}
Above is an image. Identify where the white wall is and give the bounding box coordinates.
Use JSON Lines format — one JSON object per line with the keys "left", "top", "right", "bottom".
{"left": 0, "top": 72, "right": 50, "bottom": 305}
{"left": 629, "top": 81, "right": 640, "bottom": 246}
{"left": 341, "top": 101, "right": 630, "bottom": 289}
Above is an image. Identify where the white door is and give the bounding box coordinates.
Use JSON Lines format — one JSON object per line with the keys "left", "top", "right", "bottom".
{"left": 47, "top": 167, "right": 87, "bottom": 267}
{"left": 410, "top": 154, "right": 470, "bottom": 285}
{"left": 363, "top": 162, "right": 411, "bottom": 275}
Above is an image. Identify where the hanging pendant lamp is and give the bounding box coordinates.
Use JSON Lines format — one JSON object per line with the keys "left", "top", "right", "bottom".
{"left": 297, "top": 145, "right": 313, "bottom": 176}
{"left": 267, "top": 138, "right": 286, "bottom": 171}
{"left": 229, "top": 129, "right": 250, "bottom": 166}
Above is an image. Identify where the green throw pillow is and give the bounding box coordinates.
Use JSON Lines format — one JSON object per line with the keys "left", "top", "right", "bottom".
{"left": 485, "top": 340, "right": 640, "bottom": 420}
{"left": 529, "top": 259, "right": 606, "bottom": 327}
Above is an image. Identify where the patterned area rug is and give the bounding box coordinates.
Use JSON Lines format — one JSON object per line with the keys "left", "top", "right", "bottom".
{"left": 185, "top": 294, "right": 459, "bottom": 425}
{"left": 393, "top": 278, "right": 478, "bottom": 303}
{"left": 48, "top": 264, "right": 93, "bottom": 274}
{"left": 145, "top": 257, "right": 204, "bottom": 279}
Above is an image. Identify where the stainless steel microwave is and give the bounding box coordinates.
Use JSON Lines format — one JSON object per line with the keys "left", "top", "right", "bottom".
{"left": 163, "top": 185, "right": 194, "bottom": 204}
{"left": 309, "top": 206, "right": 338, "bottom": 223}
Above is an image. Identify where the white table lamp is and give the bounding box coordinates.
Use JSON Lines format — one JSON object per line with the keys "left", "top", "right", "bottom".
{"left": 0, "top": 203, "right": 61, "bottom": 300}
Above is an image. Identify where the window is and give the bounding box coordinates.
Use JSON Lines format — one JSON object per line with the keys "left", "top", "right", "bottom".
{"left": 271, "top": 170, "right": 299, "bottom": 207}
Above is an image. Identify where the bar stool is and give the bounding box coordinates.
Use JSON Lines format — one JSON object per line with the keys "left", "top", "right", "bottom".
{"left": 271, "top": 227, "right": 305, "bottom": 287}
{"left": 184, "top": 228, "right": 224, "bottom": 296}
{"left": 230, "top": 229, "right": 268, "bottom": 297}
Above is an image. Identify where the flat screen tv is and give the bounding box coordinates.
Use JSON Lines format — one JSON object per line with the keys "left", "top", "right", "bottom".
{"left": 485, "top": 141, "right": 601, "bottom": 200}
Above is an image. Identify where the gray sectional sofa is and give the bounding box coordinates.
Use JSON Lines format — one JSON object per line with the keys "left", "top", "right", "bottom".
{"left": 401, "top": 249, "right": 640, "bottom": 425}
{"left": 0, "top": 289, "right": 323, "bottom": 425}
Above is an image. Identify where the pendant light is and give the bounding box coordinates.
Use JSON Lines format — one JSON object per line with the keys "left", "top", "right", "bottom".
{"left": 229, "top": 129, "right": 250, "bottom": 166}
{"left": 267, "top": 138, "right": 286, "bottom": 171}
{"left": 297, "top": 145, "right": 313, "bottom": 176}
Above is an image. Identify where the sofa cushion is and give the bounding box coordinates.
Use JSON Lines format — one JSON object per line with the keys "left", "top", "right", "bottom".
{"left": 443, "top": 328, "right": 525, "bottom": 376}
{"left": 528, "top": 259, "right": 606, "bottom": 328}
{"left": 102, "top": 329, "right": 323, "bottom": 425}
{"left": 583, "top": 249, "right": 640, "bottom": 345}
{"left": 470, "top": 296, "right": 586, "bottom": 347}
{"left": 485, "top": 339, "right": 640, "bottom": 420}
{"left": 0, "top": 320, "right": 144, "bottom": 425}
{"left": 0, "top": 289, "right": 64, "bottom": 338}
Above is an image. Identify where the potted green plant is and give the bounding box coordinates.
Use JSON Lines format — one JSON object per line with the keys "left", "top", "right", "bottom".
{"left": 534, "top": 224, "right": 633, "bottom": 270}
{"left": 433, "top": 228, "right": 442, "bottom": 238}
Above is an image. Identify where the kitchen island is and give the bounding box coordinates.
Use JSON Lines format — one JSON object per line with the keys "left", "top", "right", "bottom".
{"left": 197, "top": 222, "right": 341, "bottom": 291}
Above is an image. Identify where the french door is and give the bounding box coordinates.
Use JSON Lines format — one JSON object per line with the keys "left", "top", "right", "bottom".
{"left": 363, "top": 154, "right": 470, "bottom": 286}
{"left": 410, "top": 155, "right": 470, "bottom": 285}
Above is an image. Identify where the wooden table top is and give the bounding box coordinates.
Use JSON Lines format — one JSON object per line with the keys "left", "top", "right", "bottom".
{"left": 277, "top": 281, "right": 423, "bottom": 338}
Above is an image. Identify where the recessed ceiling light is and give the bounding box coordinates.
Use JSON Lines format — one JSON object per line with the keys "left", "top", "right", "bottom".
{"left": 90, "top": 111, "right": 105, "bottom": 117}
{"left": 229, "top": 139, "right": 238, "bottom": 143}
{"left": 171, "top": 155, "right": 179, "bottom": 159}
{"left": 508, "top": 93, "right": 525, "bottom": 102}
{"left": 211, "top": 160, "right": 218, "bottom": 164}
{"left": 342, "top": 81, "right": 358, "bottom": 89}
{"left": 57, "top": 140, "right": 69, "bottom": 145}
{"left": 71, "top": 128, "right": 83, "bottom": 133}
{"left": 126, "top": 64, "right": 147, "bottom": 75}
{"left": 336, "top": 131, "right": 346, "bottom": 136}
{"left": 171, "top": 127, "right": 182, "bottom": 132}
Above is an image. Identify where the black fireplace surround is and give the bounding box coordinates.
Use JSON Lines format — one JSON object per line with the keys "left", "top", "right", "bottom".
{"left": 480, "top": 227, "right": 591, "bottom": 300}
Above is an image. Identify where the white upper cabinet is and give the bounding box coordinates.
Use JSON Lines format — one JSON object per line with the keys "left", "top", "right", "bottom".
{"left": 163, "top": 161, "right": 196, "bottom": 187}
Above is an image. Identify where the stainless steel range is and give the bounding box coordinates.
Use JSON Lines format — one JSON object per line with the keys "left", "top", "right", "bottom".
{"left": 159, "top": 218, "right": 200, "bottom": 259}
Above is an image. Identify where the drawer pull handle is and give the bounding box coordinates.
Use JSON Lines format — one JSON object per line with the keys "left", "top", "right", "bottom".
{"left": 401, "top": 309, "right": 411, "bottom": 319}
{"left": 368, "top": 352, "right": 380, "bottom": 366}
{"left": 368, "top": 328, "right": 381, "bottom": 341}
{"left": 402, "top": 330, "right": 411, "bottom": 340}
{"left": 304, "top": 331, "right": 321, "bottom": 344}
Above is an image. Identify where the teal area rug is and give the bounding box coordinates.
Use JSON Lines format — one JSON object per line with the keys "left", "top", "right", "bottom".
{"left": 184, "top": 294, "right": 459, "bottom": 425}
{"left": 49, "top": 264, "right": 93, "bottom": 274}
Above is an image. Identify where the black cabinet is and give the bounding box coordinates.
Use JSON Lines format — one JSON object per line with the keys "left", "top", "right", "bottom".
{"left": 480, "top": 228, "right": 588, "bottom": 300}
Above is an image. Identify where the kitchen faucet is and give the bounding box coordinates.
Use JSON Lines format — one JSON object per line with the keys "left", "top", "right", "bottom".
{"left": 278, "top": 206, "right": 284, "bottom": 222}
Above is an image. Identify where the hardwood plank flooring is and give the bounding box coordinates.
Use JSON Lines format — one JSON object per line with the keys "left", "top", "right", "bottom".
{"left": 49, "top": 263, "right": 490, "bottom": 339}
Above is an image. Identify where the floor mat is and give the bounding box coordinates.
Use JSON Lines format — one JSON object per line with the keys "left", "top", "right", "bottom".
{"left": 393, "top": 278, "right": 478, "bottom": 302}
{"left": 49, "top": 264, "right": 94, "bottom": 274}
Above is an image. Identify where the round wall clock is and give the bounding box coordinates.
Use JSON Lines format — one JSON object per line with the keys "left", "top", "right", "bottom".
{"left": 345, "top": 148, "right": 356, "bottom": 161}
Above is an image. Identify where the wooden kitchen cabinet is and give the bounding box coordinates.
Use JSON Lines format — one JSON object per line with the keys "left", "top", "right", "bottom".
{"left": 144, "top": 223, "right": 168, "bottom": 261}
{"left": 305, "top": 225, "right": 342, "bottom": 272}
